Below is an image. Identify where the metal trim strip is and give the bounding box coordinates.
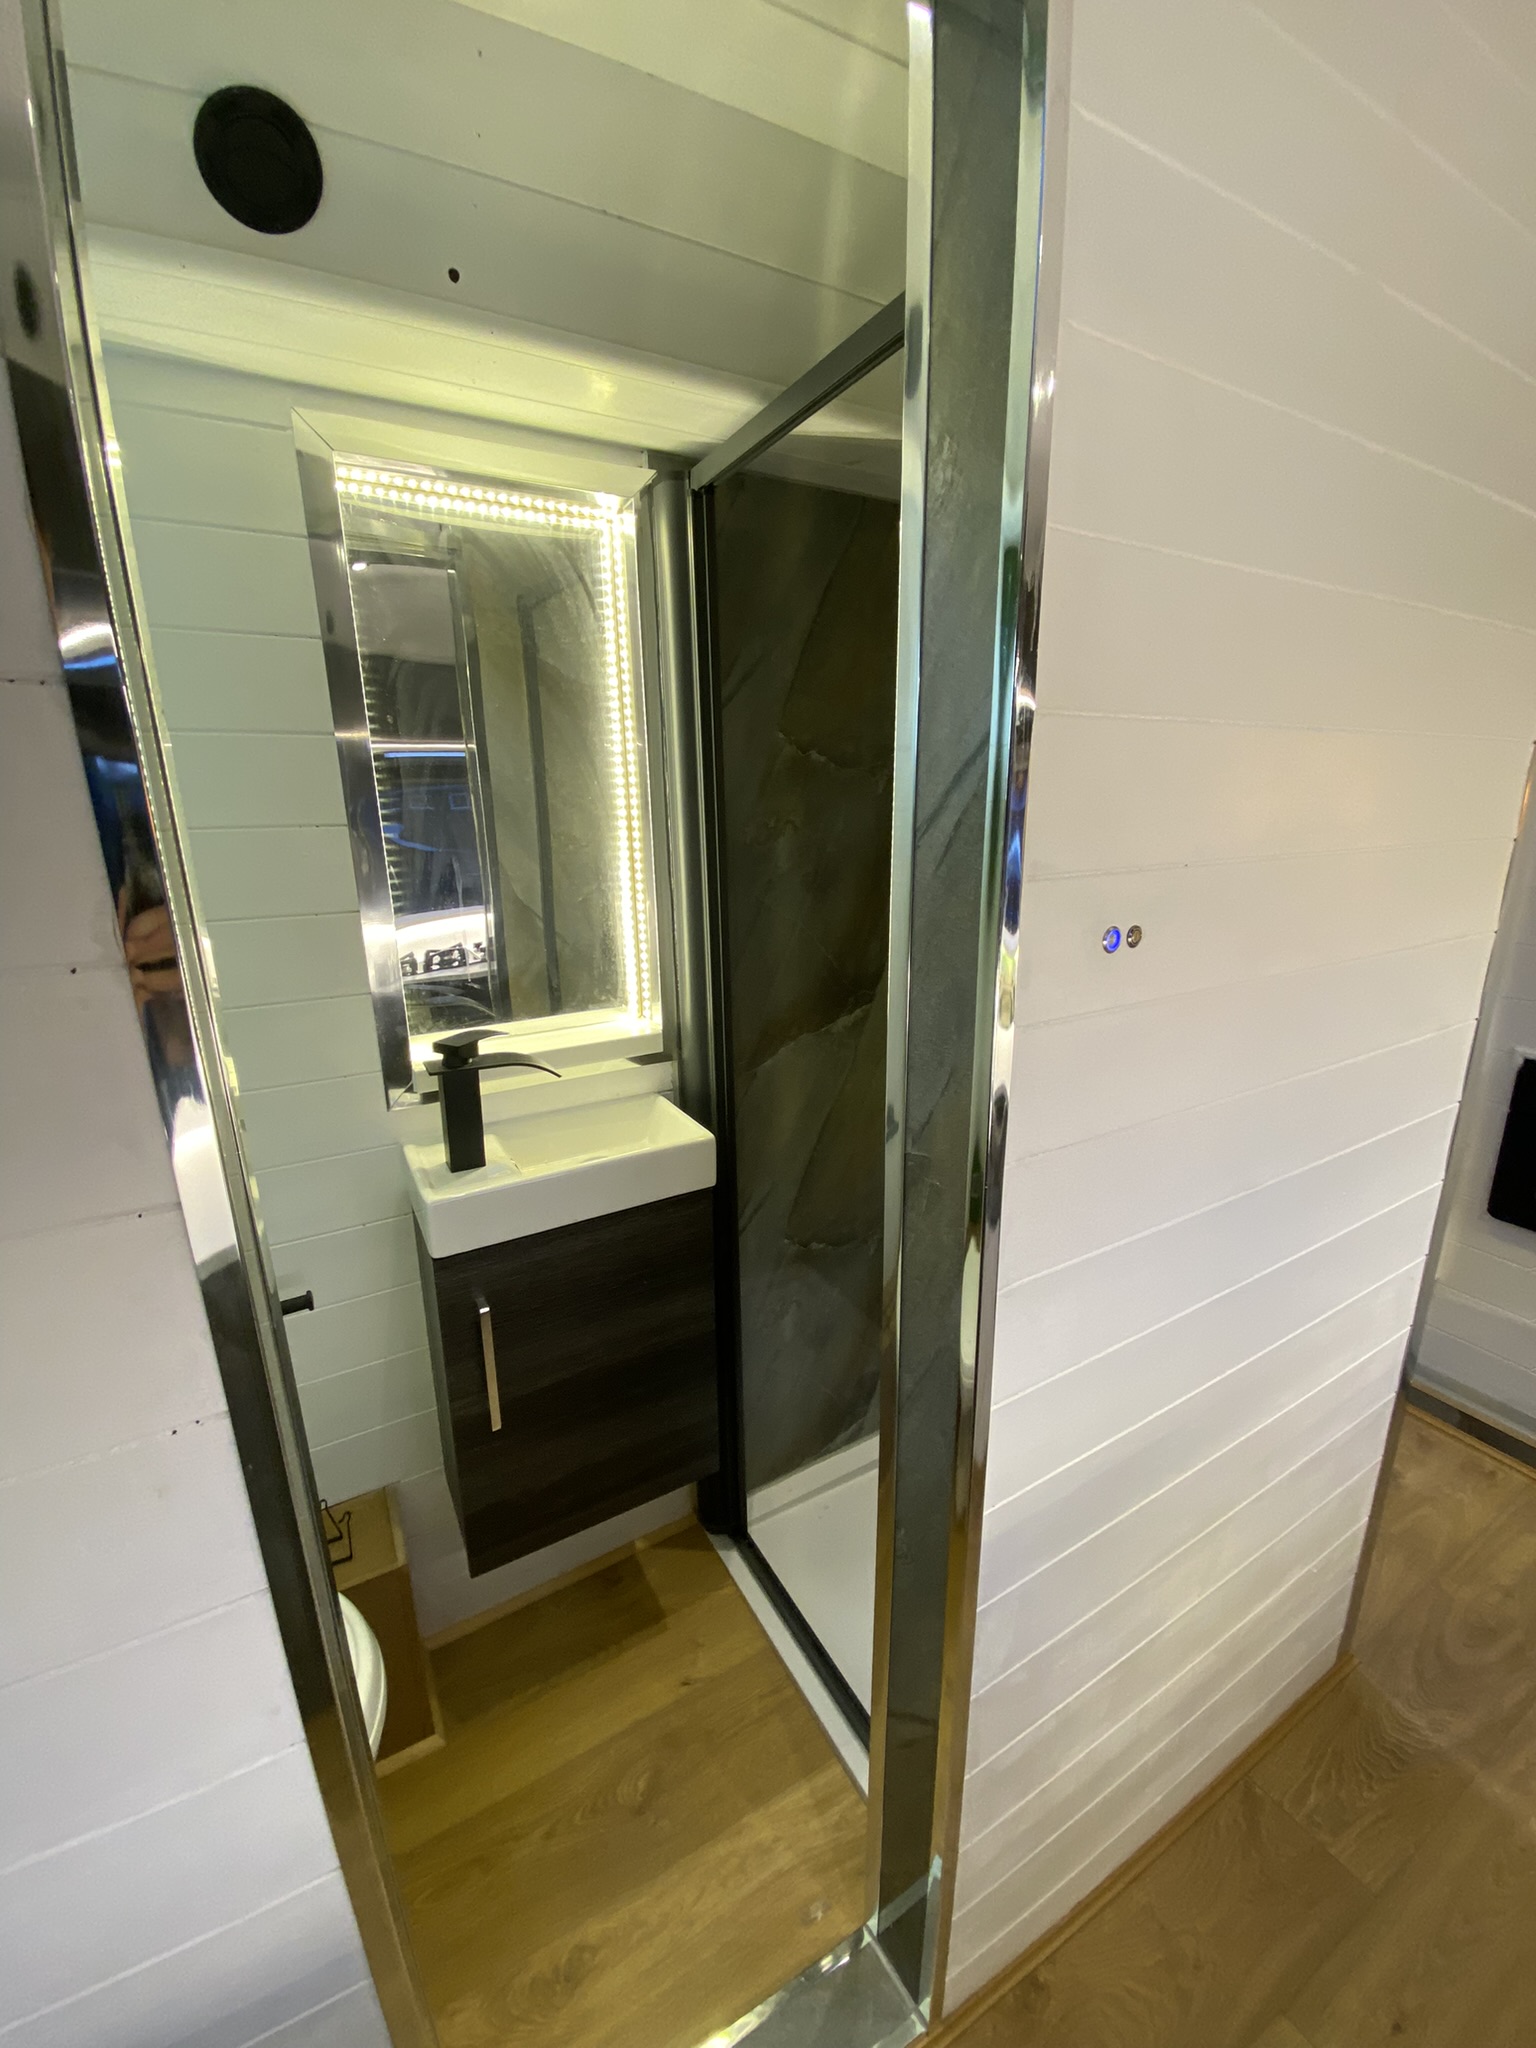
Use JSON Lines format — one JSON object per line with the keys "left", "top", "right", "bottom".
{"left": 869, "top": 0, "right": 1070, "bottom": 2014}
{"left": 734, "top": 1535, "right": 873, "bottom": 1748}
{"left": 689, "top": 293, "right": 905, "bottom": 494}
{"left": 924, "top": 4, "right": 1071, "bottom": 2008}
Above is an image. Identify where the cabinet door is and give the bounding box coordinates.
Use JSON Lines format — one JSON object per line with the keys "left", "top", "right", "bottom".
{"left": 423, "top": 1189, "right": 717, "bottom": 1574}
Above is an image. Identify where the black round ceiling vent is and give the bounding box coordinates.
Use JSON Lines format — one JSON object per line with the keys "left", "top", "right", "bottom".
{"left": 193, "top": 86, "right": 322, "bottom": 235}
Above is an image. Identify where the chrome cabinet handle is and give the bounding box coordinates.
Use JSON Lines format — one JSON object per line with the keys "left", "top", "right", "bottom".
{"left": 475, "top": 1291, "right": 502, "bottom": 1433}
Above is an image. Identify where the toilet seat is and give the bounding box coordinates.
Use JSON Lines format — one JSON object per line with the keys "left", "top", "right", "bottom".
{"left": 338, "top": 1593, "right": 389, "bottom": 1757}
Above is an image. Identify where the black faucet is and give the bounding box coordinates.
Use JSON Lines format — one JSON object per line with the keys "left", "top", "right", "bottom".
{"left": 425, "top": 1029, "right": 560, "bottom": 1172}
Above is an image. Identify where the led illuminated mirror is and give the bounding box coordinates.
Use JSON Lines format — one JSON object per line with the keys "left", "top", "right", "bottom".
{"left": 299, "top": 439, "right": 661, "bottom": 1092}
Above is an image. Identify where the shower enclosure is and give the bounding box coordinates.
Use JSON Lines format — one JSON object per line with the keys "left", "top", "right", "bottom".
{"left": 692, "top": 304, "right": 904, "bottom": 1731}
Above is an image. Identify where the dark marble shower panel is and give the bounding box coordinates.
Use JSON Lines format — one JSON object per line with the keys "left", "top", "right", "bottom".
{"left": 713, "top": 472, "right": 899, "bottom": 1493}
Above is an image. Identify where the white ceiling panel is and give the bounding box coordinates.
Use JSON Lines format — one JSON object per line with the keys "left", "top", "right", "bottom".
{"left": 61, "top": 0, "right": 907, "bottom": 450}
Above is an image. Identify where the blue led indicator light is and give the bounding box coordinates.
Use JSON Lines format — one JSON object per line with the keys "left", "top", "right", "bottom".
{"left": 1102, "top": 925, "right": 1122, "bottom": 954}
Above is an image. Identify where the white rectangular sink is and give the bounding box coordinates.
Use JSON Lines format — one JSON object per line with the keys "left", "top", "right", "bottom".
{"left": 404, "top": 1093, "right": 716, "bottom": 1258}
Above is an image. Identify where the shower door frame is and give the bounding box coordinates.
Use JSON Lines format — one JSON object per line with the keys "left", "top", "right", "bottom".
{"left": 687, "top": 289, "right": 907, "bottom": 1751}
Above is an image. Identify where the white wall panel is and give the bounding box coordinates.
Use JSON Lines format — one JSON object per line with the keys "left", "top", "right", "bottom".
{"left": 1, "top": 1875, "right": 381, "bottom": 2048}
{"left": 256, "top": 1147, "right": 410, "bottom": 1242}
{"left": 1050, "top": 325, "right": 1536, "bottom": 625}
{"left": 1069, "top": 0, "right": 1536, "bottom": 377}
{"left": 1037, "top": 530, "right": 1536, "bottom": 737}
{"left": 959, "top": 1525, "right": 1364, "bottom": 1914}
{"left": 208, "top": 912, "right": 371, "bottom": 1009}
{"left": 951, "top": 1592, "right": 1348, "bottom": 2005}
{"left": 967, "top": 1497, "right": 1369, "bottom": 1833}
{"left": 969, "top": 1430, "right": 1383, "bottom": 1770}
{"left": 150, "top": 628, "right": 334, "bottom": 735}
{"left": 992, "top": 1118, "right": 1450, "bottom": 1400}
{"left": 1447, "top": 0, "right": 1536, "bottom": 96}
{"left": 1003, "top": 1030, "right": 1470, "bottom": 1282}
{"left": 0, "top": 1596, "right": 303, "bottom": 1865}
{"left": 191, "top": 829, "right": 362, "bottom": 925}
{"left": 1014, "top": 838, "right": 1510, "bottom": 1031}
{"left": 0, "top": 1211, "right": 226, "bottom": 1477}
{"left": 953, "top": 0, "right": 1536, "bottom": 2009}
{"left": 1025, "top": 717, "right": 1529, "bottom": 879}
{"left": 0, "top": 383, "right": 382, "bottom": 2042}
{"left": 170, "top": 734, "right": 346, "bottom": 832}
{"left": 1010, "top": 935, "right": 1496, "bottom": 1161}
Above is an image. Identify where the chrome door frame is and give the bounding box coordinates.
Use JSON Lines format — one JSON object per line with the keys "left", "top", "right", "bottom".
{"left": 0, "top": 4, "right": 436, "bottom": 2040}
{"left": 661, "top": 0, "right": 1071, "bottom": 2020}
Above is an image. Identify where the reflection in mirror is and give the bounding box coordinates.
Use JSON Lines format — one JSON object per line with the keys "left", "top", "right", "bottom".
{"left": 47, "top": 0, "right": 924, "bottom": 2033}
{"left": 317, "top": 457, "right": 657, "bottom": 1075}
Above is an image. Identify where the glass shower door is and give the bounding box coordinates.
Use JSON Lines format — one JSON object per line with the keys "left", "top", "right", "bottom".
{"left": 697, "top": 322, "right": 903, "bottom": 1730}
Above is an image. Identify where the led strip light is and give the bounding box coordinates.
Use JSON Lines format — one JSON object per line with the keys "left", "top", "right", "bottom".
{"left": 336, "top": 463, "right": 654, "bottom": 1024}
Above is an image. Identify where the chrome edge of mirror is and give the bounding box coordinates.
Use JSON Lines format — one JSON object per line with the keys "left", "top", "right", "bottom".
{"left": 0, "top": 4, "right": 436, "bottom": 2039}
{"left": 871, "top": 0, "right": 1070, "bottom": 2014}
{"left": 1342, "top": 743, "right": 1536, "bottom": 1648}
{"left": 925, "top": 0, "right": 1071, "bottom": 2012}
{"left": 292, "top": 415, "right": 418, "bottom": 1101}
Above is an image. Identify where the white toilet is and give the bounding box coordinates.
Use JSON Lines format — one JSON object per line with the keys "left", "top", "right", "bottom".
{"left": 338, "top": 1593, "right": 389, "bottom": 1757}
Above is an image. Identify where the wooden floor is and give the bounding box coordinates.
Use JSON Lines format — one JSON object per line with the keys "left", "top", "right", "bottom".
{"left": 378, "top": 1523, "right": 866, "bottom": 2048}
{"left": 939, "top": 1408, "right": 1536, "bottom": 2048}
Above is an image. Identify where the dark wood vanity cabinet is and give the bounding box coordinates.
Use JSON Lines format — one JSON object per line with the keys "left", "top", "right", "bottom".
{"left": 417, "top": 1189, "right": 718, "bottom": 1576}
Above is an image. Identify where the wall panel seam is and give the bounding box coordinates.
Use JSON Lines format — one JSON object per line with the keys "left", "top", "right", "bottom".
{"left": 986, "top": 1278, "right": 1418, "bottom": 1486}
{"left": 1027, "top": 705, "right": 1536, "bottom": 742}
{"left": 1064, "top": 101, "right": 1536, "bottom": 391}
{"left": 237, "top": 1978, "right": 375, "bottom": 2048}
{"left": 1066, "top": 317, "right": 1536, "bottom": 522}
{"left": 0, "top": 1589, "right": 277, "bottom": 1698}
{"left": 73, "top": 65, "right": 899, "bottom": 304}
{"left": 983, "top": 1355, "right": 1398, "bottom": 1582}
{"left": 1008, "top": 1023, "right": 1480, "bottom": 1168}
{"left": 975, "top": 1402, "right": 1394, "bottom": 1628}
{"left": 965, "top": 1505, "right": 1373, "bottom": 1780}
{"left": 0, "top": 1869, "right": 344, "bottom": 2039}
{"left": 0, "top": 1739, "right": 312, "bottom": 1882}
{"left": 1440, "top": 2, "right": 1536, "bottom": 105}
{"left": 952, "top": 1580, "right": 1354, "bottom": 1939}
{"left": 1024, "top": 829, "right": 1522, "bottom": 884}
{"left": 961, "top": 1543, "right": 1363, "bottom": 1850}
{"left": 1244, "top": 1, "right": 1536, "bottom": 248}
{"left": 294, "top": 1347, "right": 431, "bottom": 1393}
{"left": 1045, "top": 521, "right": 1536, "bottom": 630}
{"left": 969, "top": 1461, "right": 1380, "bottom": 1719}
{"left": 999, "top": 1131, "right": 1448, "bottom": 1300}
{"left": 0, "top": 1415, "right": 238, "bottom": 1496}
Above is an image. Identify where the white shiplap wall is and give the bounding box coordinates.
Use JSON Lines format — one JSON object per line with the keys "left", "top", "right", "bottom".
{"left": 947, "top": 0, "right": 1536, "bottom": 2005}
{"left": 0, "top": 384, "right": 386, "bottom": 2043}
{"left": 1414, "top": 796, "right": 1536, "bottom": 1432}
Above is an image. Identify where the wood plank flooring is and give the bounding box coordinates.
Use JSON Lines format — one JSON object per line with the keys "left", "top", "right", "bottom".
{"left": 378, "top": 1523, "right": 866, "bottom": 2048}
{"left": 937, "top": 1408, "right": 1536, "bottom": 2048}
